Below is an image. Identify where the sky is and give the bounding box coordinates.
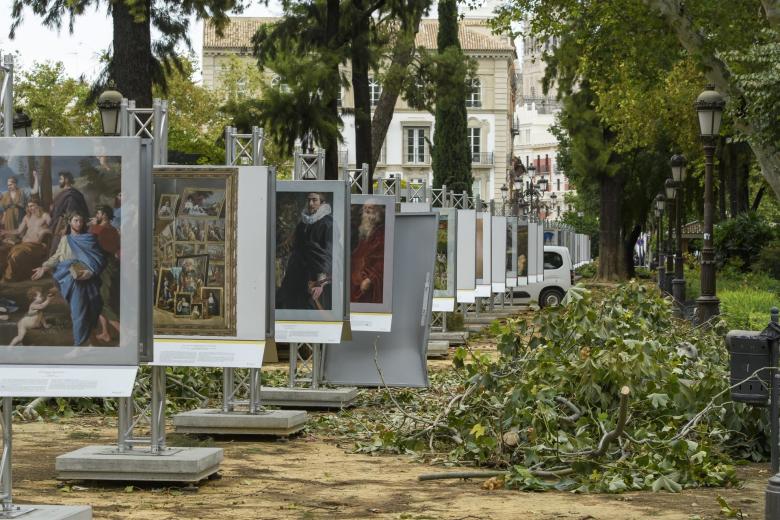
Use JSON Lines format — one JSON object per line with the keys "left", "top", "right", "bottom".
{"left": 0, "top": 0, "right": 285, "bottom": 83}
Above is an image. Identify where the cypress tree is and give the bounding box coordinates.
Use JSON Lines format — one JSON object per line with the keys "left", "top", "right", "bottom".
{"left": 431, "top": 0, "right": 472, "bottom": 194}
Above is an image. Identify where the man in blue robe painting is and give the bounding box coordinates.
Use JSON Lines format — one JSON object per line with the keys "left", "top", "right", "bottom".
{"left": 31, "top": 212, "right": 106, "bottom": 345}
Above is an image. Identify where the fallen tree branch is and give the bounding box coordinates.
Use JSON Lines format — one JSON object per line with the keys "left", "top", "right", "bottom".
{"left": 554, "top": 396, "right": 582, "bottom": 423}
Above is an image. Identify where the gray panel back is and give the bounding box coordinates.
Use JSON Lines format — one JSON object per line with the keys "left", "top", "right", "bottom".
{"left": 322, "top": 213, "right": 436, "bottom": 387}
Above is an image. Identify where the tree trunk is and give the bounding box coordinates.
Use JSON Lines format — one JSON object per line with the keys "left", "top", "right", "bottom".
{"left": 320, "top": 0, "right": 341, "bottom": 180}
{"left": 752, "top": 185, "right": 766, "bottom": 211}
{"left": 597, "top": 174, "right": 626, "bottom": 280}
{"left": 718, "top": 138, "right": 727, "bottom": 220}
{"left": 112, "top": 0, "right": 152, "bottom": 107}
{"left": 370, "top": 3, "right": 426, "bottom": 179}
{"left": 351, "top": 0, "right": 373, "bottom": 188}
{"left": 624, "top": 224, "right": 642, "bottom": 279}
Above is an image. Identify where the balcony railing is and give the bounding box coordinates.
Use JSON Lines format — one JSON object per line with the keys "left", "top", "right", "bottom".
{"left": 471, "top": 152, "right": 494, "bottom": 166}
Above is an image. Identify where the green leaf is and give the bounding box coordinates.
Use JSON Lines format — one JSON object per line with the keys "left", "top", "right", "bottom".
{"left": 648, "top": 393, "right": 670, "bottom": 409}
{"left": 651, "top": 475, "right": 682, "bottom": 493}
{"left": 470, "top": 423, "right": 485, "bottom": 439}
{"left": 717, "top": 495, "right": 741, "bottom": 517}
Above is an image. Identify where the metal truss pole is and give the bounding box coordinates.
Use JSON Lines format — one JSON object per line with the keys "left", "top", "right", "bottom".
{"left": 0, "top": 397, "right": 12, "bottom": 513}
{"left": 150, "top": 366, "right": 166, "bottom": 454}
{"left": 289, "top": 144, "right": 326, "bottom": 388}
{"left": 0, "top": 55, "right": 12, "bottom": 137}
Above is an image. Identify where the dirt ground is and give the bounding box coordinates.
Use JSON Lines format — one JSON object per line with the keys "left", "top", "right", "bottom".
{"left": 7, "top": 396, "right": 769, "bottom": 519}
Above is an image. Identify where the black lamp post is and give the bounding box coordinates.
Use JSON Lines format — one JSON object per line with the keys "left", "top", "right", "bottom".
{"left": 670, "top": 154, "right": 687, "bottom": 315}
{"left": 655, "top": 193, "right": 666, "bottom": 289}
{"left": 97, "top": 87, "right": 124, "bottom": 136}
{"left": 694, "top": 85, "right": 725, "bottom": 324}
{"left": 664, "top": 178, "right": 677, "bottom": 294}
{"left": 12, "top": 109, "right": 32, "bottom": 137}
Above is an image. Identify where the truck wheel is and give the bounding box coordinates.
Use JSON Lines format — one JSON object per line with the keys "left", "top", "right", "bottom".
{"left": 539, "top": 288, "right": 565, "bottom": 308}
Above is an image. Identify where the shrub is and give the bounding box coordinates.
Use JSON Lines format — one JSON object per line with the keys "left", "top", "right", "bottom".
{"left": 714, "top": 212, "right": 776, "bottom": 270}
{"left": 576, "top": 260, "right": 597, "bottom": 279}
{"left": 756, "top": 239, "right": 780, "bottom": 280}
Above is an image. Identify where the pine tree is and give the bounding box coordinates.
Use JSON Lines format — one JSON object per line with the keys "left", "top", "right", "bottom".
{"left": 431, "top": 0, "right": 471, "bottom": 194}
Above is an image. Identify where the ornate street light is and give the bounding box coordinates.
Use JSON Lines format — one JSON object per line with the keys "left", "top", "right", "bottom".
{"left": 694, "top": 85, "right": 725, "bottom": 324}
{"left": 655, "top": 193, "right": 666, "bottom": 290}
{"left": 663, "top": 179, "right": 677, "bottom": 294}
{"left": 12, "top": 109, "right": 32, "bottom": 137}
{"left": 500, "top": 183, "right": 508, "bottom": 204}
{"left": 670, "top": 154, "right": 688, "bottom": 315}
{"left": 97, "top": 87, "right": 124, "bottom": 136}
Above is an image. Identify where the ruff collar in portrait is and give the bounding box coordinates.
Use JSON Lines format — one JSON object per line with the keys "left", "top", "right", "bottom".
{"left": 301, "top": 203, "right": 332, "bottom": 225}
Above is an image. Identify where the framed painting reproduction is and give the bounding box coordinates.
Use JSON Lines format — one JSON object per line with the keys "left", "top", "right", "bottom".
{"left": 0, "top": 137, "right": 146, "bottom": 366}
{"left": 505, "top": 217, "right": 518, "bottom": 287}
{"left": 349, "top": 194, "right": 394, "bottom": 313}
{"left": 516, "top": 220, "right": 529, "bottom": 286}
{"left": 275, "top": 180, "right": 348, "bottom": 323}
{"left": 152, "top": 167, "right": 236, "bottom": 336}
{"left": 432, "top": 207, "right": 456, "bottom": 299}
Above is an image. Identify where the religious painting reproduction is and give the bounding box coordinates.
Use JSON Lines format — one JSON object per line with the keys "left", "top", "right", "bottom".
{"left": 0, "top": 154, "right": 121, "bottom": 347}
{"left": 152, "top": 168, "right": 236, "bottom": 336}
{"left": 349, "top": 195, "right": 394, "bottom": 312}
{"left": 0, "top": 137, "right": 144, "bottom": 366}
{"left": 433, "top": 208, "right": 456, "bottom": 298}
{"left": 275, "top": 181, "right": 347, "bottom": 322}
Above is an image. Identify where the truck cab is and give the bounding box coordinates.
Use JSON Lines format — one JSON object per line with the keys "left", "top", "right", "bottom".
{"left": 512, "top": 246, "right": 574, "bottom": 307}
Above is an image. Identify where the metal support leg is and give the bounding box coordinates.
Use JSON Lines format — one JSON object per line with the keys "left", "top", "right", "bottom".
{"left": 117, "top": 397, "right": 133, "bottom": 453}
{"left": 222, "top": 368, "right": 234, "bottom": 413}
{"left": 150, "top": 366, "right": 166, "bottom": 454}
{"left": 442, "top": 311, "right": 448, "bottom": 333}
{"left": 249, "top": 369, "right": 261, "bottom": 414}
{"left": 311, "top": 345, "right": 321, "bottom": 390}
{"left": 1, "top": 397, "right": 12, "bottom": 513}
{"left": 288, "top": 344, "right": 298, "bottom": 388}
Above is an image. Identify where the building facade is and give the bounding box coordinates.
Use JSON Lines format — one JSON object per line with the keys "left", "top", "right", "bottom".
{"left": 513, "top": 29, "right": 574, "bottom": 219}
{"left": 202, "top": 16, "right": 516, "bottom": 200}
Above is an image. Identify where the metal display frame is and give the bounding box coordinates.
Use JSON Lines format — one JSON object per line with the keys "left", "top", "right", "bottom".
{"left": 259, "top": 147, "right": 357, "bottom": 409}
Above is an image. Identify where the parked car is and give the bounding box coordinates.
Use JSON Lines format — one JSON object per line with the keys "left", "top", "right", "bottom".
{"left": 512, "top": 246, "right": 574, "bottom": 307}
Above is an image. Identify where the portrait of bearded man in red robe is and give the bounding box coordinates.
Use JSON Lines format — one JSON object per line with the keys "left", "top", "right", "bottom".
{"left": 350, "top": 201, "right": 385, "bottom": 303}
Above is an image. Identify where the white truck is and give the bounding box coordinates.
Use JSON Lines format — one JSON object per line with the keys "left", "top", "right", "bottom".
{"left": 511, "top": 245, "right": 574, "bottom": 307}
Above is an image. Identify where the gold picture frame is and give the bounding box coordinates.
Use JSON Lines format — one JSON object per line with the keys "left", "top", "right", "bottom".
{"left": 152, "top": 168, "right": 237, "bottom": 336}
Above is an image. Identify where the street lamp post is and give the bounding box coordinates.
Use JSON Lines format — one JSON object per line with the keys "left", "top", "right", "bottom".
{"left": 670, "top": 154, "right": 687, "bottom": 316}
{"left": 11, "top": 109, "right": 32, "bottom": 137}
{"left": 655, "top": 193, "right": 666, "bottom": 290}
{"left": 694, "top": 85, "right": 725, "bottom": 324}
{"left": 97, "top": 87, "right": 124, "bottom": 136}
{"left": 664, "top": 178, "right": 676, "bottom": 294}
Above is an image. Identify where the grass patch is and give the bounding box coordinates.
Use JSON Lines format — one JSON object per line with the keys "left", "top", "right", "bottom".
{"left": 720, "top": 289, "right": 779, "bottom": 330}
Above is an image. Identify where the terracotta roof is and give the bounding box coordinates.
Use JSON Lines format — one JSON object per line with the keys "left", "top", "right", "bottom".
{"left": 203, "top": 17, "right": 277, "bottom": 49}
{"left": 415, "top": 19, "right": 515, "bottom": 52}
{"left": 203, "top": 17, "right": 515, "bottom": 53}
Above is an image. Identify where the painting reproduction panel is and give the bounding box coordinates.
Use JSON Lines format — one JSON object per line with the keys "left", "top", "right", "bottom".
{"left": 0, "top": 153, "right": 123, "bottom": 347}
{"left": 349, "top": 194, "right": 394, "bottom": 311}
{"left": 152, "top": 168, "right": 236, "bottom": 336}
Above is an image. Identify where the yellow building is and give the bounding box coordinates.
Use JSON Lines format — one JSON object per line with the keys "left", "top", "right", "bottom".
{"left": 203, "top": 16, "right": 516, "bottom": 199}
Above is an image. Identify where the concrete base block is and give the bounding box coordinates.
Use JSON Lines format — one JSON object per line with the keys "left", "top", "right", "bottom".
{"left": 1, "top": 505, "right": 92, "bottom": 520}
{"left": 429, "top": 331, "right": 469, "bottom": 344}
{"left": 173, "top": 409, "right": 308, "bottom": 436}
{"left": 55, "top": 445, "right": 223, "bottom": 483}
{"left": 259, "top": 386, "right": 358, "bottom": 409}
{"left": 426, "top": 340, "right": 449, "bottom": 358}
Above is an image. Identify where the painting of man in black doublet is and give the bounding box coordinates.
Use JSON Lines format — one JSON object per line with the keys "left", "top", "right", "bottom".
{"left": 276, "top": 192, "right": 334, "bottom": 311}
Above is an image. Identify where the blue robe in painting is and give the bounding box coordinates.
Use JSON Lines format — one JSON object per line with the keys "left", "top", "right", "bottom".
{"left": 52, "top": 233, "right": 106, "bottom": 345}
